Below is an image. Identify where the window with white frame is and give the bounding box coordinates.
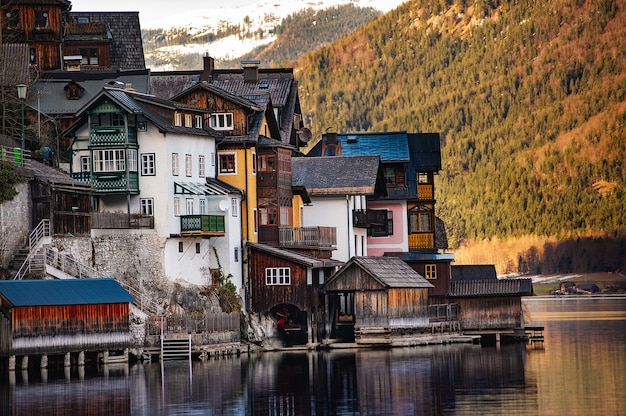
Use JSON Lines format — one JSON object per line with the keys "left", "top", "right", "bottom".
{"left": 194, "top": 115, "right": 203, "bottom": 129}
{"left": 174, "top": 112, "right": 182, "bottom": 127}
{"left": 184, "top": 114, "right": 193, "bottom": 127}
{"left": 265, "top": 267, "right": 291, "bottom": 285}
{"left": 211, "top": 152, "right": 215, "bottom": 166}
{"left": 172, "top": 153, "right": 179, "bottom": 176}
{"left": 198, "top": 155, "right": 206, "bottom": 177}
{"left": 219, "top": 153, "right": 236, "bottom": 174}
{"left": 231, "top": 198, "right": 238, "bottom": 217}
{"left": 199, "top": 199, "right": 206, "bottom": 214}
{"left": 127, "top": 149, "right": 137, "bottom": 172}
{"left": 80, "top": 156, "right": 90, "bottom": 172}
{"left": 186, "top": 199, "right": 194, "bottom": 215}
{"left": 185, "top": 154, "right": 192, "bottom": 176}
{"left": 174, "top": 197, "right": 181, "bottom": 216}
{"left": 425, "top": 264, "right": 437, "bottom": 279}
{"left": 140, "top": 198, "right": 154, "bottom": 216}
{"left": 210, "top": 113, "right": 233, "bottom": 130}
{"left": 93, "top": 149, "right": 125, "bottom": 172}
{"left": 141, "top": 153, "right": 155, "bottom": 176}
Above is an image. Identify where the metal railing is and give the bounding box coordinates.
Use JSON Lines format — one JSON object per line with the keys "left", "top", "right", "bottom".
{"left": 0, "top": 145, "right": 31, "bottom": 166}
{"left": 14, "top": 219, "right": 51, "bottom": 280}
{"left": 43, "top": 247, "right": 163, "bottom": 316}
{"left": 279, "top": 226, "right": 337, "bottom": 248}
{"left": 146, "top": 313, "right": 240, "bottom": 336}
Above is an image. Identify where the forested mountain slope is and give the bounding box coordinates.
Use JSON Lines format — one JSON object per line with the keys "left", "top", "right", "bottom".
{"left": 296, "top": 0, "right": 625, "bottom": 267}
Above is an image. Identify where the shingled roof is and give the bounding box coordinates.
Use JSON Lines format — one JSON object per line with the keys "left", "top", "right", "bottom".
{"left": 292, "top": 155, "right": 385, "bottom": 196}
{"left": 325, "top": 256, "right": 434, "bottom": 290}
{"left": 448, "top": 278, "right": 534, "bottom": 297}
{"left": 451, "top": 265, "right": 498, "bottom": 281}
{"left": 68, "top": 12, "right": 146, "bottom": 70}
{"left": 0, "top": 44, "right": 32, "bottom": 86}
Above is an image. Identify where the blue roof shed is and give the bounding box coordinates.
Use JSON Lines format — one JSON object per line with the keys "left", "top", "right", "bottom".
{"left": 0, "top": 278, "right": 135, "bottom": 307}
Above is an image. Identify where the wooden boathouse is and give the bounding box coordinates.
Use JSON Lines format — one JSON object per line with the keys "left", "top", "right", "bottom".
{"left": 323, "top": 256, "right": 434, "bottom": 344}
{"left": 0, "top": 278, "right": 135, "bottom": 370}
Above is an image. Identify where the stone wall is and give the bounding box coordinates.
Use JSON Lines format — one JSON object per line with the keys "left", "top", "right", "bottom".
{"left": 0, "top": 182, "right": 31, "bottom": 267}
{"left": 51, "top": 231, "right": 167, "bottom": 287}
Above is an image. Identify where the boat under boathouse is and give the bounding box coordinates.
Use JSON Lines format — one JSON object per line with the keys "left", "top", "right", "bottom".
{"left": 0, "top": 278, "right": 135, "bottom": 370}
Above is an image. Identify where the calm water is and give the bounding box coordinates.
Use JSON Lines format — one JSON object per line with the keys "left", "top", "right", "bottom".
{"left": 2, "top": 297, "right": 625, "bottom": 415}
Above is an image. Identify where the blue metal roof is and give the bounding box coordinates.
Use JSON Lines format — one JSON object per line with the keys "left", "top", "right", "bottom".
{"left": 329, "top": 132, "right": 410, "bottom": 162}
{"left": 0, "top": 278, "right": 135, "bottom": 307}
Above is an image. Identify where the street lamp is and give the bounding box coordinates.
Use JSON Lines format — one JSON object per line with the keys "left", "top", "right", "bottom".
{"left": 16, "top": 84, "right": 27, "bottom": 162}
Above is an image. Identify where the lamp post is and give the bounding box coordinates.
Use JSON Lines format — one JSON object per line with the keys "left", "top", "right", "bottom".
{"left": 16, "top": 84, "right": 27, "bottom": 162}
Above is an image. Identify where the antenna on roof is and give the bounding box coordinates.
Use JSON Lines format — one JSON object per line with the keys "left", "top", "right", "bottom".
{"left": 297, "top": 127, "right": 312, "bottom": 143}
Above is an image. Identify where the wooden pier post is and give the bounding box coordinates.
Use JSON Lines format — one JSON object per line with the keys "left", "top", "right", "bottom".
{"left": 8, "top": 355, "right": 16, "bottom": 371}
{"left": 64, "top": 352, "right": 71, "bottom": 368}
{"left": 78, "top": 351, "right": 85, "bottom": 366}
{"left": 40, "top": 354, "right": 48, "bottom": 369}
{"left": 21, "top": 355, "right": 28, "bottom": 370}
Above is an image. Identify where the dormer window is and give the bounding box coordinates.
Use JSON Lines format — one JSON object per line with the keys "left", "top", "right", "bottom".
{"left": 174, "top": 112, "right": 183, "bottom": 127}
{"left": 35, "top": 11, "right": 49, "bottom": 28}
{"left": 210, "top": 113, "right": 233, "bottom": 131}
{"left": 63, "top": 82, "right": 84, "bottom": 100}
{"left": 194, "top": 115, "right": 203, "bottom": 129}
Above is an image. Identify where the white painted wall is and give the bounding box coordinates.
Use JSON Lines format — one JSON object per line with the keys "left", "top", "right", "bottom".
{"left": 301, "top": 195, "right": 366, "bottom": 262}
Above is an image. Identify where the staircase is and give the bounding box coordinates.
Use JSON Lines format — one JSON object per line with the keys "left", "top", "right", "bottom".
{"left": 161, "top": 336, "right": 191, "bottom": 361}
{"left": 11, "top": 219, "right": 163, "bottom": 317}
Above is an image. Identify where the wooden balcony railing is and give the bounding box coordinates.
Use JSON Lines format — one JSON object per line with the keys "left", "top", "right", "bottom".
{"left": 90, "top": 126, "right": 137, "bottom": 145}
{"left": 418, "top": 184, "right": 434, "bottom": 200}
{"left": 408, "top": 233, "right": 435, "bottom": 249}
{"left": 92, "top": 213, "right": 154, "bottom": 229}
{"left": 279, "top": 226, "right": 336, "bottom": 249}
{"left": 70, "top": 171, "right": 139, "bottom": 193}
{"left": 180, "top": 215, "right": 225, "bottom": 236}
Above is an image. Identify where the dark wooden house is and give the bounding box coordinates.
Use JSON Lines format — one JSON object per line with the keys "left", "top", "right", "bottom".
{"left": 0, "top": 0, "right": 71, "bottom": 70}
{"left": 0, "top": 278, "right": 135, "bottom": 359}
{"left": 247, "top": 242, "right": 341, "bottom": 344}
{"left": 449, "top": 265, "right": 534, "bottom": 332}
{"left": 26, "top": 159, "right": 92, "bottom": 235}
{"left": 323, "top": 256, "right": 434, "bottom": 343}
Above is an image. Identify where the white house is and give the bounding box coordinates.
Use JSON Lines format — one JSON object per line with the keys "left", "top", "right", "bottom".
{"left": 291, "top": 155, "right": 387, "bottom": 262}
{"left": 63, "top": 86, "right": 243, "bottom": 292}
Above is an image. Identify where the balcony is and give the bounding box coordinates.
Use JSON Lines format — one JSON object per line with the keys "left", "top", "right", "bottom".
{"left": 279, "top": 226, "right": 336, "bottom": 249}
{"left": 92, "top": 213, "right": 154, "bottom": 229}
{"left": 353, "top": 209, "right": 387, "bottom": 229}
{"left": 180, "top": 215, "right": 226, "bottom": 237}
{"left": 408, "top": 233, "right": 435, "bottom": 249}
{"left": 90, "top": 126, "right": 137, "bottom": 145}
{"left": 417, "top": 184, "right": 434, "bottom": 200}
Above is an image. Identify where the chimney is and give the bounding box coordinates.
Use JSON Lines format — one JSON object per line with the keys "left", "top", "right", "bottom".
{"left": 322, "top": 133, "right": 341, "bottom": 156}
{"left": 201, "top": 55, "right": 215, "bottom": 82}
{"left": 241, "top": 60, "right": 260, "bottom": 83}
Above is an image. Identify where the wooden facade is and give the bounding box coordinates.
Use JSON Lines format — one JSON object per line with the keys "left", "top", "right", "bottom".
{"left": 0, "top": 278, "right": 134, "bottom": 357}
{"left": 1, "top": 0, "right": 70, "bottom": 70}
{"left": 453, "top": 297, "right": 524, "bottom": 331}
{"left": 323, "top": 257, "right": 433, "bottom": 342}
{"left": 27, "top": 159, "right": 92, "bottom": 236}
{"left": 247, "top": 243, "right": 340, "bottom": 343}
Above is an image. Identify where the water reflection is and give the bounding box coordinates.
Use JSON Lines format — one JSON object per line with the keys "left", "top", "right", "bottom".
{"left": 2, "top": 297, "right": 624, "bottom": 415}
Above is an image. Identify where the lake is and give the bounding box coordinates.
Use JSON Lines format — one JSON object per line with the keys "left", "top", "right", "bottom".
{"left": 2, "top": 296, "right": 625, "bottom": 415}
